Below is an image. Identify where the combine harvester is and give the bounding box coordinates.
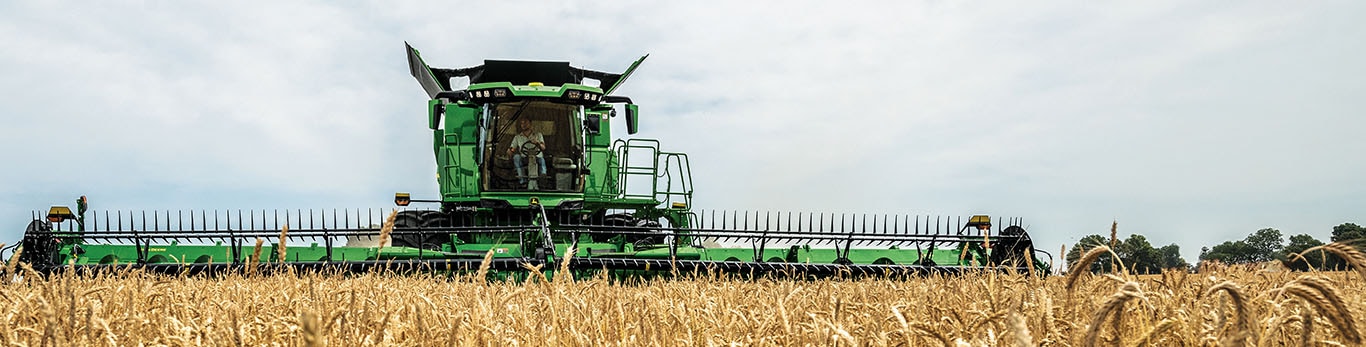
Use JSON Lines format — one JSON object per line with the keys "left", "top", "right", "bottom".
{"left": 12, "top": 43, "right": 1049, "bottom": 278}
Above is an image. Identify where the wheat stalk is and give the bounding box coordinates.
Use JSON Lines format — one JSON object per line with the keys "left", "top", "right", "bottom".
{"left": 1058, "top": 243, "right": 1066, "bottom": 276}
{"left": 277, "top": 224, "right": 289, "bottom": 263}
{"left": 1299, "top": 303, "right": 1314, "bottom": 347}
{"left": 3, "top": 240, "right": 1365, "bottom": 345}
{"left": 5, "top": 246, "right": 21, "bottom": 277}
{"left": 1108, "top": 220, "right": 1118, "bottom": 248}
{"left": 556, "top": 247, "right": 575, "bottom": 283}
{"left": 1206, "top": 281, "right": 1253, "bottom": 346}
{"left": 983, "top": 232, "right": 992, "bottom": 253}
{"left": 1067, "top": 245, "right": 1112, "bottom": 292}
{"left": 1291, "top": 242, "right": 1366, "bottom": 281}
{"left": 1134, "top": 318, "right": 1176, "bottom": 346}
{"left": 521, "top": 262, "right": 545, "bottom": 284}
{"left": 301, "top": 311, "right": 322, "bottom": 347}
{"left": 1082, "top": 281, "right": 1144, "bottom": 347}
{"left": 474, "top": 249, "right": 495, "bottom": 282}
{"left": 377, "top": 209, "right": 398, "bottom": 251}
{"left": 248, "top": 238, "right": 264, "bottom": 277}
{"left": 1007, "top": 310, "right": 1034, "bottom": 347}
{"left": 1280, "top": 276, "right": 1361, "bottom": 344}
{"left": 910, "top": 321, "right": 952, "bottom": 347}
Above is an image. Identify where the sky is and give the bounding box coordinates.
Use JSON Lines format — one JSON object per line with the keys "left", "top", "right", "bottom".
{"left": 2, "top": 1, "right": 1363, "bottom": 265}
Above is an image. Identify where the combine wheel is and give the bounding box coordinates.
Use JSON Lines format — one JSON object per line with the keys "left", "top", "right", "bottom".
{"left": 20, "top": 220, "right": 57, "bottom": 267}
{"left": 989, "top": 225, "right": 1035, "bottom": 267}
{"left": 391, "top": 211, "right": 451, "bottom": 251}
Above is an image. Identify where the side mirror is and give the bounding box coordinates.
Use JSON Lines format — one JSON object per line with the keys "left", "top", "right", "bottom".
{"left": 428, "top": 101, "right": 444, "bottom": 130}
{"left": 625, "top": 104, "right": 639, "bottom": 135}
{"left": 584, "top": 114, "right": 602, "bottom": 135}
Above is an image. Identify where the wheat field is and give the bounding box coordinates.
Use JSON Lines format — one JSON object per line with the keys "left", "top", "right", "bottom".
{"left": 0, "top": 247, "right": 1363, "bottom": 346}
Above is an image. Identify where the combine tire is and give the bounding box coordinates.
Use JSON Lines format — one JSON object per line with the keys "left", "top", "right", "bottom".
{"left": 989, "top": 225, "right": 1035, "bottom": 267}
{"left": 20, "top": 220, "right": 57, "bottom": 268}
{"left": 391, "top": 211, "right": 450, "bottom": 251}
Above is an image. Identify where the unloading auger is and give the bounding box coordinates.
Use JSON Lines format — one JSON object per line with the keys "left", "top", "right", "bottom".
{"left": 9, "top": 43, "right": 1050, "bottom": 277}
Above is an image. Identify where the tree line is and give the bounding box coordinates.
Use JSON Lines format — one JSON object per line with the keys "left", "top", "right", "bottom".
{"left": 1063, "top": 222, "right": 1363, "bottom": 274}
{"left": 1198, "top": 223, "right": 1363, "bottom": 271}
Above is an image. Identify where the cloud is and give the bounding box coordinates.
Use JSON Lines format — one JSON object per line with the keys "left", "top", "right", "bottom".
{"left": 2, "top": 1, "right": 1364, "bottom": 264}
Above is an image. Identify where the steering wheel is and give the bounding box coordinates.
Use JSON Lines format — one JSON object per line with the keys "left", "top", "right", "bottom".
{"left": 520, "top": 141, "right": 542, "bottom": 157}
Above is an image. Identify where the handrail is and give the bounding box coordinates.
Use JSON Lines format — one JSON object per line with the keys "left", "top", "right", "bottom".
{"left": 612, "top": 139, "right": 694, "bottom": 206}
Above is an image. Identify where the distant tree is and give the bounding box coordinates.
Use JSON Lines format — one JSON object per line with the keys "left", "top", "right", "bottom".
{"left": 1201, "top": 240, "right": 1256, "bottom": 264}
{"left": 1282, "top": 234, "right": 1326, "bottom": 271}
{"left": 1246, "top": 228, "right": 1285, "bottom": 261}
{"left": 1065, "top": 234, "right": 1185, "bottom": 274}
{"left": 1200, "top": 228, "right": 1284, "bottom": 265}
{"left": 1118, "top": 234, "right": 1163, "bottom": 274}
{"left": 1157, "top": 244, "right": 1189, "bottom": 270}
{"left": 1332, "top": 223, "right": 1365, "bottom": 244}
{"left": 1328, "top": 223, "right": 1364, "bottom": 270}
{"left": 1065, "top": 235, "right": 1112, "bottom": 273}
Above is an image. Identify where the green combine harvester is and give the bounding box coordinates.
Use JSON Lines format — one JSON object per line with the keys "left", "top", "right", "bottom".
{"left": 11, "top": 43, "right": 1049, "bottom": 277}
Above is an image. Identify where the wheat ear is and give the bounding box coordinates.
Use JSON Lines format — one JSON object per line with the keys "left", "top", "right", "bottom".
{"left": 1108, "top": 220, "right": 1118, "bottom": 247}
{"left": 377, "top": 209, "right": 398, "bottom": 250}
{"left": 1206, "top": 281, "right": 1253, "bottom": 346}
{"left": 277, "top": 224, "right": 289, "bottom": 263}
{"left": 1082, "top": 281, "right": 1145, "bottom": 347}
{"left": 1299, "top": 242, "right": 1366, "bottom": 281}
{"left": 1280, "top": 276, "right": 1361, "bottom": 344}
{"left": 248, "top": 238, "right": 264, "bottom": 276}
{"left": 1134, "top": 318, "right": 1176, "bottom": 346}
{"left": 472, "top": 249, "right": 495, "bottom": 281}
{"left": 1067, "top": 245, "right": 1111, "bottom": 292}
{"left": 1058, "top": 244, "right": 1066, "bottom": 276}
{"left": 5, "top": 246, "right": 21, "bottom": 276}
{"left": 556, "top": 247, "right": 575, "bottom": 283}
{"left": 1007, "top": 310, "right": 1033, "bottom": 347}
{"left": 301, "top": 311, "right": 322, "bottom": 347}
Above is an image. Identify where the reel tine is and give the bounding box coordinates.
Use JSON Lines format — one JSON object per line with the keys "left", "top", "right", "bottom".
{"left": 857, "top": 214, "right": 868, "bottom": 247}
{"left": 763, "top": 211, "right": 770, "bottom": 232}
{"left": 709, "top": 209, "right": 716, "bottom": 230}
{"left": 885, "top": 214, "right": 897, "bottom": 247}
{"left": 876, "top": 213, "right": 884, "bottom": 246}
{"left": 785, "top": 211, "right": 792, "bottom": 233}
{"left": 872, "top": 213, "right": 883, "bottom": 247}
{"left": 744, "top": 210, "right": 751, "bottom": 231}
{"left": 914, "top": 214, "right": 920, "bottom": 236}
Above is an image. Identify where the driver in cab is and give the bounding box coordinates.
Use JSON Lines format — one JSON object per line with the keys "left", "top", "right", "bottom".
{"left": 508, "top": 118, "right": 546, "bottom": 184}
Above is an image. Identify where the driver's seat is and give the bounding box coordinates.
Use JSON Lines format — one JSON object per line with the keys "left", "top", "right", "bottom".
{"left": 551, "top": 157, "right": 577, "bottom": 191}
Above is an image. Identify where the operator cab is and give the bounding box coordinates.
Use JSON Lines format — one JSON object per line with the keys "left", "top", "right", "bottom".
{"left": 483, "top": 100, "right": 585, "bottom": 192}
{"left": 405, "top": 44, "right": 646, "bottom": 194}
